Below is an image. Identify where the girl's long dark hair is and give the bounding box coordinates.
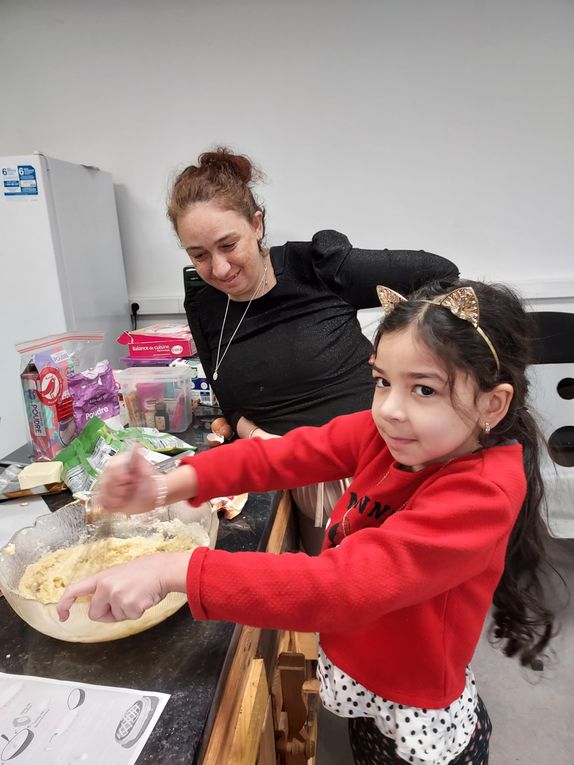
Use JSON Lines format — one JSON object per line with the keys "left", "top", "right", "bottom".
{"left": 374, "top": 278, "right": 556, "bottom": 666}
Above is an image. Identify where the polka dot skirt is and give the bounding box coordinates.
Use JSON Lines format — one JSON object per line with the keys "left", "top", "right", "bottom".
{"left": 348, "top": 698, "right": 492, "bottom": 765}
{"left": 318, "top": 645, "right": 479, "bottom": 765}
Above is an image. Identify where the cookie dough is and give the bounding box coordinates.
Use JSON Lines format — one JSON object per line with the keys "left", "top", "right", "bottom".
{"left": 18, "top": 519, "right": 206, "bottom": 604}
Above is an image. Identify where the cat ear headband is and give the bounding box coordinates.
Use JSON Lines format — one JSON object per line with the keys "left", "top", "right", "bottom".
{"left": 376, "top": 285, "right": 500, "bottom": 373}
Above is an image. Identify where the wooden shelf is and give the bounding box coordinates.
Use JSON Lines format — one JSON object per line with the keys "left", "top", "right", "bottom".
{"left": 202, "top": 491, "right": 320, "bottom": 765}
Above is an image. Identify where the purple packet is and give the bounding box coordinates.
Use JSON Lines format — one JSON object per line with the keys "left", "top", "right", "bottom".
{"left": 67, "top": 360, "right": 121, "bottom": 432}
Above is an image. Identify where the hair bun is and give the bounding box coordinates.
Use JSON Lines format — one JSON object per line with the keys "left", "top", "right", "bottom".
{"left": 167, "top": 146, "right": 265, "bottom": 235}
{"left": 199, "top": 147, "right": 254, "bottom": 185}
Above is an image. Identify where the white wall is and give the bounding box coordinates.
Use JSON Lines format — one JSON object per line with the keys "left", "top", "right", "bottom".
{"left": 1, "top": 0, "right": 573, "bottom": 301}
{"left": 1, "top": 0, "right": 573, "bottom": 452}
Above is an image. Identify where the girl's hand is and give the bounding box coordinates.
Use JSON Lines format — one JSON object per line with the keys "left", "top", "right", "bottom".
{"left": 56, "top": 552, "right": 191, "bottom": 623}
{"left": 95, "top": 447, "right": 157, "bottom": 515}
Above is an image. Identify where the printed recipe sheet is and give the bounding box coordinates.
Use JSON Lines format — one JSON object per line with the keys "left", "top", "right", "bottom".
{"left": 0, "top": 672, "right": 170, "bottom": 764}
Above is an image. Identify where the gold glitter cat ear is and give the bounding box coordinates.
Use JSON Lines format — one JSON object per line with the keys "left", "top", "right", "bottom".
{"left": 430, "top": 287, "right": 500, "bottom": 373}
{"left": 376, "top": 285, "right": 407, "bottom": 316}
{"left": 433, "top": 287, "right": 480, "bottom": 326}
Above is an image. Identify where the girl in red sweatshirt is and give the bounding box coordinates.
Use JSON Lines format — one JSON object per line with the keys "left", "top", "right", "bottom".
{"left": 59, "top": 279, "right": 554, "bottom": 765}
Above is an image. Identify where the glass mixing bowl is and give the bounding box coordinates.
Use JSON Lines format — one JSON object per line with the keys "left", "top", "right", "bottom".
{"left": 0, "top": 499, "right": 218, "bottom": 642}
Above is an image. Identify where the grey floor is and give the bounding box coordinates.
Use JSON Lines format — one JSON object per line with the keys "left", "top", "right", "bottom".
{"left": 316, "top": 537, "right": 574, "bottom": 764}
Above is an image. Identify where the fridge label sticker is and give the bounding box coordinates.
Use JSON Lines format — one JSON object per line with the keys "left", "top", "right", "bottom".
{"left": 2, "top": 164, "right": 39, "bottom": 196}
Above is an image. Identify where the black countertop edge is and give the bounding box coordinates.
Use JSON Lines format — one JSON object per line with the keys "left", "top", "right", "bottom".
{"left": 0, "top": 490, "right": 280, "bottom": 764}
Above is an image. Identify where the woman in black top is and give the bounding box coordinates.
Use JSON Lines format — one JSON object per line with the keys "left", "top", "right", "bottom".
{"left": 169, "top": 148, "right": 459, "bottom": 552}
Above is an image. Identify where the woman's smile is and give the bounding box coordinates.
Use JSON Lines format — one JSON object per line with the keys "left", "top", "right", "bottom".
{"left": 219, "top": 270, "right": 242, "bottom": 287}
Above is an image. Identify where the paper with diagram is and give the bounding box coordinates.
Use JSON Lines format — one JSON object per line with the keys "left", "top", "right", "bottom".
{"left": 0, "top": 672, "right": 170, "bottom": 764}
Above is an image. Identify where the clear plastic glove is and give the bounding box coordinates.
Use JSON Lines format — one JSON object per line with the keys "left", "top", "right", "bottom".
{"left": 56, "top": 551, "right": 190, "bottom": 623}
{"left": 95, "top": 445, "right": 157, "bottom": 515}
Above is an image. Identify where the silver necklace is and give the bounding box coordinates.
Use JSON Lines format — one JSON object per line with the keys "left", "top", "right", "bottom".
{"left": 212, "top": 263, "right": 268, "bottom": 381}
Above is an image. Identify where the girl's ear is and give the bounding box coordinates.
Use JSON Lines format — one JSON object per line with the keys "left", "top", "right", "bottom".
{"left": 480, "top": 383, "right": 514, "bottom": 428}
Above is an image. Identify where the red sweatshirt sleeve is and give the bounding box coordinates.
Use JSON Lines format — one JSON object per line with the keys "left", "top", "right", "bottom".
{"left": 187, "top": 451, "right": 524, "bottom": 632}
{"left": 182, "top": 410, "right": 372, "bottom": 503}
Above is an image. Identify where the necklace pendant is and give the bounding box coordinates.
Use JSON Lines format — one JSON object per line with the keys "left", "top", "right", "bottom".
{"left": 212, "top": 266, "right": 267, "bottom": 385}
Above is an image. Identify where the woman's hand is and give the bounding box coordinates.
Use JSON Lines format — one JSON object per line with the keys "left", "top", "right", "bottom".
{"left": 250, "top": 427, "right": 281, "bottom": 440}
{"left": 248, "top": 427, "right": 280, "bottom": 440}
{"left": 56, "top": 551, "right": 191, "bottom": 623}
{"left": 236, "top": 416, "right": 280, "bottom": 440}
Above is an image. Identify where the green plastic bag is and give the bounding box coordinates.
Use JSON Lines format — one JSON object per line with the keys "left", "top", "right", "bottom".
{"left": 54, "top": 417, "right": 195, "bottom": 494}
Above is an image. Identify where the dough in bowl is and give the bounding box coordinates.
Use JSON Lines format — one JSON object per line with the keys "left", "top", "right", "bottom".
{"left": 18, "top": 518, "right": 207, "bottom": 604}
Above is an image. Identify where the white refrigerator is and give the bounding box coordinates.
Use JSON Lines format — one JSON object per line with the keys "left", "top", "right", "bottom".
{"left": 0, "top": 153, "right": 130, "bottom": 456}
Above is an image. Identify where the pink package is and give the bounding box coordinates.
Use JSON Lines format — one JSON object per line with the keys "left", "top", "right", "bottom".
{"left": 117, "top": 323, "right": 196, "bottom": 359}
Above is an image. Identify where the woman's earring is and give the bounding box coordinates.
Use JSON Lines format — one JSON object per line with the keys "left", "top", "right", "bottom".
{"left": 483, "top": 422, "right": 491, "bottom": 434}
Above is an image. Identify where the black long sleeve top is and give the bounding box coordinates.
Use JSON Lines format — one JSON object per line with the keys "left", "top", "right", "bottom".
{"left": 184, "top": 230, "right": 459, "bottom": 435}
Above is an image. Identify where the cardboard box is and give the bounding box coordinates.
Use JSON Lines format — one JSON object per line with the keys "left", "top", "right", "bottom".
{"left": 117, "top": 323, "right": 196, "bottom": 359}
{"left": 170, "top": 358, "right": 218, "bottom": 407}
{"left": 191, "top": 376, "right": 217, "bottom": 406}
{"left": 20, "top": 363, "right": 77, "bottom": 460}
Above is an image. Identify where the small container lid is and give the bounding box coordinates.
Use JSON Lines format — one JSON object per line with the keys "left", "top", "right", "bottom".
{"left": 120, "top": 355, "right": 172, "bottom": 367}
{"left": 115, "top": 366, "right": 193, "bottom": 381}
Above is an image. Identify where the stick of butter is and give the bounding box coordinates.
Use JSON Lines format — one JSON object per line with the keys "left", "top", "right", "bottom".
{"left": 17, "top": 462, "right": 63, "bottom": 491}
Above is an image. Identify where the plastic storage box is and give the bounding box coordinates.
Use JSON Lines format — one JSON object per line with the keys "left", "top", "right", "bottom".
{"left": 114, "top": 367, "right": 194, "bottom": 433}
